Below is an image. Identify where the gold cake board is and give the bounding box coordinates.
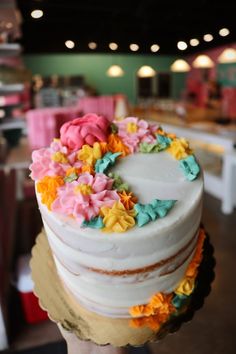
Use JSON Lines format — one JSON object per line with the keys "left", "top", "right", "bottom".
{"left": 30, "top": 231, "right": 156, "bottom": 347}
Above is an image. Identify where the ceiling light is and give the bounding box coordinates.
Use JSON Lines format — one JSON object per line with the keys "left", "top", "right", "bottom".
{"left": 203, "top": 34, "right": 213, "bottom": 42}
{"left": 88, "top": 42, "right": 97, "bottom": 50}
{"left": 219, "top": 28, "right": 230, "bottom": 37}
{"left": 65, "top": 40, "right": 75, "bottom": 49}
{"left": 109, "top": 42, "right": 118, "bottom": 51}
{"left": 137, "top": 65, "right": 156, "bottom": 78}
{"left": 190, "top": 38, "right": 199, "bottom": 47}
{"left": 130, "top": 43, "right": 139, "bottom": 52}
{"left": 177, "top": 41, "right": 187, "bottom": 50}
{"left": 31, "top": 9, "right": 44, "bottom": 19}
{"left": 171, "top": 59, "right": 190, "bottom": 72}
{"left": 106, "top": 65, "right": 124, "bottom": 77}
{"left": 150, "top": 44, "right": 160, "bottom": 52}
{"left": 193, "top": 55, "right": 214, "bottom": 68}
{"left": 218, "top": 48, "right": 236, "bottom": 63}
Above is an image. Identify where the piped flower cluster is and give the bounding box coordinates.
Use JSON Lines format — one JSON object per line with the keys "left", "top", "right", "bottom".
{"left": 129, "top": 228, "right": 206, "bottom": 330}
{"left": 30, "top": 113, "right": 200, "bottom": 232}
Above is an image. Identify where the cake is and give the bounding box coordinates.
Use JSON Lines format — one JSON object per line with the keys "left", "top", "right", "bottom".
{"left": 30, "top": 113, "right": 204, "bottom": 331}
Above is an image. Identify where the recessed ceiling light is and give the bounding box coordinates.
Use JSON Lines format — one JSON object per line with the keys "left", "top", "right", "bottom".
{"left": 109, "top": 42, "right": 118, "bottom": 51}
{"left": 31, "top": 9, "right": 44, "bottom": 19}
{"left": 177, "top": 41, "right": 187, "bottom": 50}
{"left": 65, "top": 40, "right": 75, "bottom": 49}
{"left": 130, "top": 43, "right": 139, "bottom": 52}
{"left": 150, "top": 44, "right": 160, "bottom": 52}
{"left": 88, "top": 42, "right": 97, "bottom": 50}
{"left": 203, "top": 34, "right": 213, "bottom": 42}
{"left": 219, "top": 28, "right": 230, "bottom": 37}
{"left": 190, "top": 38, "right": 199, "bottom": 47}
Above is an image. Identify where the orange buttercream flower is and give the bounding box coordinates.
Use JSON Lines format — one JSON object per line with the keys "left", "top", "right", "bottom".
{"left": 129, "top": 304, "right": 154, "bottom": 317}
{"left": 118, "top": 191, "right": 138, "bottom": 210}
{"left": 37, "top": 175, "right": 64, "bottom": 210}
{"left": 65, "top": 167, "right": 80, "bottom": 177}
{"left": 186, "top": 228, "right": 205, "bottom": 278}
{"left": 130, "top": 311, "right": 170, "bottom": 331}
{"left": 81, "top": 164, "right": 95, "bottom": 175}
{"left": 107, "top": 133, "right": 130, "bottom": 157}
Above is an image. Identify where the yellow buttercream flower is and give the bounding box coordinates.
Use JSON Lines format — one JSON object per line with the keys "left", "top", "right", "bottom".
{"left": 167, "top": 138, "right": 193, "bottom": 160}
{"left": 100, "top": 201, "right": 136, "bottom": 233}
{"left": 77, "top": 142, "right": 103, "bottom": 166}
{"left": 126, "top": 122, "right": 138, "bottom": 134}
{"left": 174, "top": 276, "right": 195, "bottom": 296}
{"left": 74, "top": 184, "right": 93, "bottom": 195}
{"left": 37, "top": 175, "right": 64, "bottom": 210}
{"left": 51, "top": 151, "right": 69, "bottom": 164}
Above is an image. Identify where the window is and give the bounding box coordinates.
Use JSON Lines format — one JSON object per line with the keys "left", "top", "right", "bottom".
{"left": 137, "top": 73, "right": 171, "bottom": 98}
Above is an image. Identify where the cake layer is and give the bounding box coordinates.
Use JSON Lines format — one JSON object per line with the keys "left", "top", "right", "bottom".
{"left": 53, "top": 246, "right": 196, "bottom": 318}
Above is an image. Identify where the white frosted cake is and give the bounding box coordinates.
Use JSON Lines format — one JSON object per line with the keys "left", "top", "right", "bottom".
{"left": 30, "top": 114, "right": 205, "bottom": 330}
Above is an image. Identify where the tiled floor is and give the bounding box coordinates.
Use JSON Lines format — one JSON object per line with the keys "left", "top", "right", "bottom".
{"left": 9, "top": 193, "right": 236, "bottom": 353}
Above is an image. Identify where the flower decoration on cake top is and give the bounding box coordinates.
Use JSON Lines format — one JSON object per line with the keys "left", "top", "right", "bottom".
{"left": 30, "top": 113, "right": 200, "bottom": 232}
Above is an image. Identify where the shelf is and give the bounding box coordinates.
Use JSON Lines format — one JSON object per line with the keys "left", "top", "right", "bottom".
{"left": 0, "top": 118, "right": 26, "bottom": 131}
{"left": 0, "top": 84, "right": 24, "bottom": 95}
{"left": 0, "top": 43, "right": 21, "bottom": 57}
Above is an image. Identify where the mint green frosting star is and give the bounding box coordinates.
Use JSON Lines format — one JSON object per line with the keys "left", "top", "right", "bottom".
{"left": 82, "top": 216, "right": 104, "bottom": 229}
{"left": 179, "top": 155, "right": 200, "bottom": 181}
{"left": 95, "top": 152, "right": 121, "bottom": 173}
{"left": 134, "top": 199, "right": 176, "bottom": 227}
{"left": 172, "top": 294, "right": 189, "bottom": 309}
{"left": 139, "top": 142, "right": 161, "bottom": 153}
{"left": 108, "top": 172, "right": 129, "bottom": 191}
{"left": 64, "top": 172, "right": 78, "bottom": 183}
{"left": 139, "top": 134, "right": 172, "bottom": 153}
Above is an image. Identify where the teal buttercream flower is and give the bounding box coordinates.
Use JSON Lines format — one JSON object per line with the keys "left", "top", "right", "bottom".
{"left": 134, "top": 199, "right": 176, "bottom": 227}
{"left": 82, "top": 216, "right": 104, "bottom": 229}
{"left": 95, "top": 152, "right": 121, "bottom": 173}
{"left": 179, "top": 155, "right": 200, "bottom": 181}
{"left": 156, "top": 134, "right": 172, "bottom": 150}
{"left": 108, "top": 172, "right": 129, "bottom": 192}
{"left": 172, "top": 294, "right": 189, "bottom": 309}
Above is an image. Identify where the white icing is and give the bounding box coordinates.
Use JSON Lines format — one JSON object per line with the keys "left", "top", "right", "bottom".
{"left": 36, "top": 150, "right": 203, "bottom": 318}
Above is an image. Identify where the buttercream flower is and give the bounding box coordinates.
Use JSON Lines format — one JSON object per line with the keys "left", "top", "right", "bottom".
{"left": 167, "top": 138, "right": 192, "bottom": 160}
{"left": 100, "top": 201, "right": 136, "bottom": 233}
{"left": 118, "top": 191, "right": 138, "bottom": 210}
{"left": 36, "top": 175, "right": 64, "bottom": 210}
{"left": 60, "top": 113, "right": 109, "bottom": 151}
{"left": 130, "top": 312, "right": 169, "bottom": 331}
{"left": 52, "top": 173, "right": 119, "bottom": 224}
{"left": 77, "top": 142, "right": 104, "bottom": 166}
{"left": 30, "top": 140, "right": 83, "bottom": 181}
{"left": 174, "top": 277, "right": 195, "bottom": 296}
{"left": 116, "top": 117, "right": 154, "bottom": 153}
{"left": 107, "top": 133, "right": 130, "bottom": 157}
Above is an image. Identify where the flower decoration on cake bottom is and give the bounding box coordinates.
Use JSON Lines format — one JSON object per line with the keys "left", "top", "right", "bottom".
{"left": 128, "top": 228, "right": 205, "bottom": 331}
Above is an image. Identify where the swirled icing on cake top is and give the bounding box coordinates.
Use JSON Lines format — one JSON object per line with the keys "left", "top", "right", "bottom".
{"left": 30, "top": 113, "right": 200, "bottom": 233}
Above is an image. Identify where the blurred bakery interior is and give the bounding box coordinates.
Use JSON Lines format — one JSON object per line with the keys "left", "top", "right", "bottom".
{"left": 0, "top": 0, "right": 235, "bottom": 353}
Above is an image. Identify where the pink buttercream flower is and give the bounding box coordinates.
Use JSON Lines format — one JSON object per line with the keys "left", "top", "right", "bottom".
{"left": 60, "top": 113, "right": 109, "bottom": 152}
{"left": 29, "top": 140, "right": 82, "bottom": 181}
{"left": 116, "top": 117, "right": 155, "bottom": 152}
{"left": 51, "top": 173, "right": 119, "bottom": 224}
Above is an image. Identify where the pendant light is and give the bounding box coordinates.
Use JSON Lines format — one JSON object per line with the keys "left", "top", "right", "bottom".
{"left": 192, "top": 55, "right": 214, "bottom": 68}
{"left": 171, "top": 59, "right": 191, "bottom": 72}
{"left": 218, "top": 48, "right": 236, "bottom": 63}
{"left": 137, "top": 65, "right": 156, "bottom": 78}
{"left": 106, "top": 65, "right": 124, "bottom": 77}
